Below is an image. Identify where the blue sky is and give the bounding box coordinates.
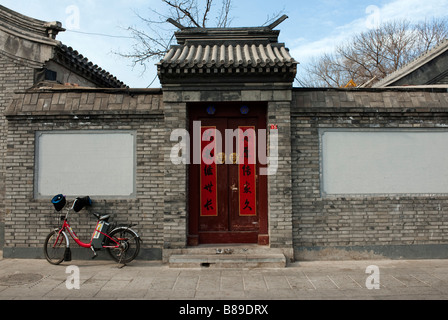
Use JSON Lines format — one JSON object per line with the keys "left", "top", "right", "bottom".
{"left": 2, "top": 0, "right": 448, "bottom": 88}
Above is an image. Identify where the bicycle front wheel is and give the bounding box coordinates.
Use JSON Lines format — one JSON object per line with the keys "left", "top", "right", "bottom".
{"left": 44, "top": 230, "right": 67, "bottom": 265}
{"left": 106, "top": 228, "right": 140, "bottom": 264}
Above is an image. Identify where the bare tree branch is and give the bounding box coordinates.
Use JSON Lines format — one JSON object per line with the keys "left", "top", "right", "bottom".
{"left": 116, "top": 0, "right": 234, "bottom": 73}
{"left": 202, "top": 0, "right": 212, "bottom": 27}
{"left": 163, "top": 0, "right": 202, "bottom": 27}
{"left": 216, "top": 0, "right": 232, "bottom": 27}
{"left": 301, "top": 18, "right": 448, "bottom": 87}
{"left": 416, "top": 17, "right": 448, "bottom": 52}
{"left": 262, "top": 9, "right": 286, "bottom": 27}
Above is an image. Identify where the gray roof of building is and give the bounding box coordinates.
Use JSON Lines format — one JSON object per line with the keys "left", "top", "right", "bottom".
{"left": 0, "top": 4, "right": 64, "bottom": 41}
{"left": 55, "top": 45, "right": 127, "bottom": 88}
{"left": 157, "top": 20, "right": 297, "bottom": 82}
{"left": 374, "top": 39, "right": 448, "bottom": 88}
{"left": 160, "top": 43, "right": 295, "bottom": 70}
{"left": 6, "top": 86, "right": 163, "bottom": 117}
{"left": 0, "top": 5, "right": 126, "bottom": 88}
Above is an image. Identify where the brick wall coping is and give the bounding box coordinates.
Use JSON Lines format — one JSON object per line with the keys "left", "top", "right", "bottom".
{"left": 5, "top": 86, "right": 163, "bottom": 117}
{"left": 293, "top": 87, "right": 448, "bottom": 112}
{"left": 6, "top": 85, "right": 448, "bottom": 117}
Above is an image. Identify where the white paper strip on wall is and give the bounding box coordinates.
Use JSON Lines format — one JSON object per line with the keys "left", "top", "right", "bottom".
{"left": 36, "top": 131, "right": 136, "bottom": 197}
{"left": 320, "top": 129, "right": 448, "bottom": 195}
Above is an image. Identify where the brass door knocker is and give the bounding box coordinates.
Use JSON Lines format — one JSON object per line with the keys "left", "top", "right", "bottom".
{"left": 230, "top": 153, "right": 238, "bottom": 164}
{"left": 217, "top": 152, "right": 226, "bottom": 165}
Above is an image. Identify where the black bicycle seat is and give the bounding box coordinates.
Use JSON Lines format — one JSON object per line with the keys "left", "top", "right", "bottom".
{"left": 92, "top": 213, "right": 110, "bottom": 221}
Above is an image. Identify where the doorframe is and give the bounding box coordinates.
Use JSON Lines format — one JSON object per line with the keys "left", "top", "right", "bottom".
{"left": 187, "top": 102, "right": 269, "bottom": 246}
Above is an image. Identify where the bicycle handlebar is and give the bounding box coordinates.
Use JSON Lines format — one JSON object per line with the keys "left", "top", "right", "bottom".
{"left": 72, "top": 196, "right": 92, "bottom": 212}
{"left": 52, "top": 194, "right": 92, "bottom": 213}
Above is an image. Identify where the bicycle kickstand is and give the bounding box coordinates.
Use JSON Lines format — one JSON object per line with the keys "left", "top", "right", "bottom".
{"left": 117, "top": 258, "right": 126, "bottom": 269}
{"left": 90, "top": 246, "right": 98, "bottom": 260}
{"left": 117, "top": 252, "right": 126, "bottom": 269}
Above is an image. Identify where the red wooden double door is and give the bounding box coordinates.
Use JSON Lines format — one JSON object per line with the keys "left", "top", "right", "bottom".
{"left": 188, "top": 103, "right": 268, "bottom": 246}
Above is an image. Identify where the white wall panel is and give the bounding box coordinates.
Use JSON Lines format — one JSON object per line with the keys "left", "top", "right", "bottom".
{"left": 320, "top": 129, "right": 448, "bottom": 195}
{"left": 36, "top": 131, "right": 136, "bottom": 197}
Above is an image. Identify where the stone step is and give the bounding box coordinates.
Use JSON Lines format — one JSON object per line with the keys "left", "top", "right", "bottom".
{"left": 169, "top": 251, "right": 286, "bottom": 268}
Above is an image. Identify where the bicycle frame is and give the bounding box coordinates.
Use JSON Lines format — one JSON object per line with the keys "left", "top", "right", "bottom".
{"left": 53, "top": 219, "right": 120, "bottom": 250}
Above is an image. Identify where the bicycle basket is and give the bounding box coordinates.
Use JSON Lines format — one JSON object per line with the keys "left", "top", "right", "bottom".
{"left": 51, "top": 194, "right": 66, "bottom": 212}
{"left": 73, "top": 196, "right": 92, "bottom": 212}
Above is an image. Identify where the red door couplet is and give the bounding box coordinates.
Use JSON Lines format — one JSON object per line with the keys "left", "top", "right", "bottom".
{"left": 200, "top": 126, "right": 218, "bottom": 217}
{"left": 189, "top": 103, "right": 268, "bottom": 246}
{"left": 238, "top": 126, "right": 257, "bottom": 217}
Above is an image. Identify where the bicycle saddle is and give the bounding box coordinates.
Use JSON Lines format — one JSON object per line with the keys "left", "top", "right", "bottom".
{"left": 92, "top": 213, "right": 110, "bottom": 221}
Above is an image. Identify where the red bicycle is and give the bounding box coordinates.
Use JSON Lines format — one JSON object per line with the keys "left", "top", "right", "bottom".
{"left": 44, "top": 194, "right": 141, "bottom": 265}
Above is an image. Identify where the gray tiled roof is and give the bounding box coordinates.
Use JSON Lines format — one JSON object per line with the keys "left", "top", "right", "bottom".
{"left": 6, "top": 87, "right": 163, "bottom": 117}
{"left": 160, "top": 43, "right": 296, "bottom": 70}
{"left": 0, "top": 4, "right": 64, "bottom": 40}
{"left": 157, "top": 24, "right": 298, "bottom": 83}
{"left": 0, "top": 5, "right": 127, "bottom": 88}
{"left": 55, "top": 45, "right": 127, "bottom": 88}
{"left": 293, "top": 87, "right": 448, "bottom": 111}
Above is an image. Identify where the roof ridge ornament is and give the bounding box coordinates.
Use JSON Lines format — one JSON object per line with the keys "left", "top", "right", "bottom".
{"left": 266, "top": 15, "right": 288, "bottom": 30}
{"left": 43, "top": 21, "right": 65, "bottom": 39}
{"left": 167, "top": 15, "right": 288, "bottom": 31}
{"left": 167, "top": 18, "right": 188, "bottom": 30}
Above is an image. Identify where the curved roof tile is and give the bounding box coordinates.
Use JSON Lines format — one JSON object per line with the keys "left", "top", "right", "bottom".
{"left": 160, "top": 43, "right": 296, "bottom": 70}
{"left": 56, "top": 45, "right": 127, "bottom": 88}
{"left": 157, "top": 24, "right": 298, "bottom": 83}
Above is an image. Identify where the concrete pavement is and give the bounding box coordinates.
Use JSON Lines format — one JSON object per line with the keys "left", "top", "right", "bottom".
{"left": 1, "top": 251, "right": 448, "bottom": 301}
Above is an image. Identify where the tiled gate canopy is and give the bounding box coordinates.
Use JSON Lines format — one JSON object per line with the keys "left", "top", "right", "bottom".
{"left": 157, "top": 20, "right": 297, "bottom": 85}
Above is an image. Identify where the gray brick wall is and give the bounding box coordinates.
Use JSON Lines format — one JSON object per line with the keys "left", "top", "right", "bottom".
{"left": 0, "top": 53, "right": 35, "bottom": 245}
{"left": 267, "top": 101, "right": 293, "bottom": 253}
{"left": 7, "top": 86, "right": 448, "bottom": 261}
{"left": 291, "top": 88, "right": 448, "bottom": 260}
{"left": 162, "top": 98, "right": 188, "bottom": 250}
{"left": 4, "top": 89, "right": 165, "bottom": 259}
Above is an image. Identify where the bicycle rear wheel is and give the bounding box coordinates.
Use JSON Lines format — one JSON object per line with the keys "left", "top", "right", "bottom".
{"left": 44, "top": 230, "right": 67, "bottom": 265}
{"left": 106, "top": 228, "right": 140, "bottom": 264}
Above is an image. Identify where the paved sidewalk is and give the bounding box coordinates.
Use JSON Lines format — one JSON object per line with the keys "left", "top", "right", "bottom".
{"left": 1, "top": 254, "right": 448, "bottom": 301}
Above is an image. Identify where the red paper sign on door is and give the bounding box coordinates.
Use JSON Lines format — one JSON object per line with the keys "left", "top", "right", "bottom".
{"left": 239, "top": 126, "right": 257, "bottom": 216}
{"left": 200, "top": 127, "right": 218, "bottom": 217}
